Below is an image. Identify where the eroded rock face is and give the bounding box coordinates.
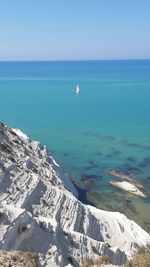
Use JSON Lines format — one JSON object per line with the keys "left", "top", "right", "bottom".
{"left": 0, "top": 124, "right": 150, "bottom": 267}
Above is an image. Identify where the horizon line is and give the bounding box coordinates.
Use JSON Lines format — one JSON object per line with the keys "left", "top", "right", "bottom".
{"left": 0, "top": 58, "right": 150, "bottom": 63}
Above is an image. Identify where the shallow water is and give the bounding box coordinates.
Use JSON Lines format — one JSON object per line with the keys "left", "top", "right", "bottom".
{"left": 0, "top": 60, "right": 150, "bottom": 230}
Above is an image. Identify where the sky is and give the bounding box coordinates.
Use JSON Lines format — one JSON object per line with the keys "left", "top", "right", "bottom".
{"left": 0, "top": 0, "right": 150, "bottom": 60}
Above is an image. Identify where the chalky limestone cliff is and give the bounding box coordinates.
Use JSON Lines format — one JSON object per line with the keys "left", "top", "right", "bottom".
{"left": 0, "top": 123, "right": 150, "bottom": 267}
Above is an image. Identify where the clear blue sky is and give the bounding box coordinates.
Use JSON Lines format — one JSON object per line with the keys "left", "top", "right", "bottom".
{"left": 0, "top": 0, "right": 150, "bottom": 60}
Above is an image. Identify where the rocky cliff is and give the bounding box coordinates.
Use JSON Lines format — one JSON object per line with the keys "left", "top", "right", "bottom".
{"left": 0, "top": 123, "right": 150, "bottom": 267}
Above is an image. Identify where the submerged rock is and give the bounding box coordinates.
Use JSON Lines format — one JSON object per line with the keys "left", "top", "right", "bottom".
{"left": 0, "top": 124, "right": 150, "bottom": 267}
{"left": 110, "top": 180, "right": 147, "bottom": 198}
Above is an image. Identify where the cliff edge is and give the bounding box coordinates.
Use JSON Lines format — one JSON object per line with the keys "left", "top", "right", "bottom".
{"left": 0, "top": 123, "right": 150, "bottom": 267}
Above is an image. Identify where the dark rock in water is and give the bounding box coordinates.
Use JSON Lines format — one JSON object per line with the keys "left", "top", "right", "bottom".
{"left": 127, "top": 142, "right": 150, "bottom": 151}
{"left": 102, "top": 135, "right": 116, "bottom": 141}
{"left": 126, "top": 199, "right": 131, "bottom": 203}
{"left": 139, "top": 157, "right": 150, "bottom": 168}
{"left": 106, "top": 154, "right": 113, "bottom": 158}
{"left": 121, "top": 164, "right": 142, "bottom": 175}
{"left": 96, "top": 152, "right": 103, "bottom": 156}
{"left": 139, "top": 161, "right": 147, "bottom": 168}
{"left": 81, "top": 174, "right": 102, "bottom": 184}
{"left": 84, "top": 165, "right": 99, "bottom": 170}
{"left": 106, "top": 149, "right": 121, "bottom": 159}
{"left": 144, "top": 159, "right": 149, "bottom": 166}
{"left": 89, "top": 160, "right": 95, "bottom": 165}
{"left": 128, "top": 143, "right": 139, "bottom": 148}
{"left": 84, "top": 180, "right": 95, "bottom": 185}
{"left": 128, "top": 168, "right": 142, "bottom": 175}
{"left": 126, "top": 156, "right": 137, "bottom": 163}
{"left": 81, "top": 174, "right": 102, "bottom": 189}
{"left": 63, "top": 152, "right": 72, "bottom": 157}
{"left": 111, "top": 149, "right": 121, "bottom": 156}
{"left": 82, "top": 180, "right": 97, "bottom": 189}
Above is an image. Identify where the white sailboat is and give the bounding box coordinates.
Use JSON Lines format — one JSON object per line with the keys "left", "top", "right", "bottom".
{"left": 75, "top": 84, "right": 80, "bottom": 94}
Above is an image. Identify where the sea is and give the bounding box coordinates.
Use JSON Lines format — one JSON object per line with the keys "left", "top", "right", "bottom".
{"left": 0, "top": 60, "right": 150, "bottom": 231}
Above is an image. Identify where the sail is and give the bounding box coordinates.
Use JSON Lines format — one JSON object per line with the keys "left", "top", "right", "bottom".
{"left": 75, "top": 84, "right": 80, "bottom": 94}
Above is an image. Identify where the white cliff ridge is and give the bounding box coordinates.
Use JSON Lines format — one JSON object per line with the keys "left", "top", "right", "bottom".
{"left": 0, "top": 123, "right": 150, "bottom": 267}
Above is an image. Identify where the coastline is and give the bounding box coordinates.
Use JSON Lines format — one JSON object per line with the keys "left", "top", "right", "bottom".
{"left": 0, "top": 124, "right": 150, "bottom": 267}
{"left": 0, "top": 60, "right": 150, "bottom": 234}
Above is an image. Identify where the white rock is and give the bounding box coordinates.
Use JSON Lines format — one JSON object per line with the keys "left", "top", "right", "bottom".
{"left": 12, "top": 128, "right": 28, "bottom": 140}
{"left": 0, "top": 124, "right": 149, "bottom": 267}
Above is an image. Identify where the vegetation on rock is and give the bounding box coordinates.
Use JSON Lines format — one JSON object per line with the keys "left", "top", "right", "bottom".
{"left": 0, "top": 251, "right": 39, "bottom": 267}
{"left": 125, "top": 245, "right": 150, "bottom": 267}
{"left": 81, "top": 255, "right": 111, "bottom": 267}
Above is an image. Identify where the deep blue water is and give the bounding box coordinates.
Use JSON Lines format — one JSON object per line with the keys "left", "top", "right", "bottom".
{"left": 0, "top": 60, "right": 150, "bottom": 229}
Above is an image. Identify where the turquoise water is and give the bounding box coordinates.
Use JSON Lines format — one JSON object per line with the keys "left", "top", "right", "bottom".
{"left": 0, "top": 60, "right": 150, "bottom": 229}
